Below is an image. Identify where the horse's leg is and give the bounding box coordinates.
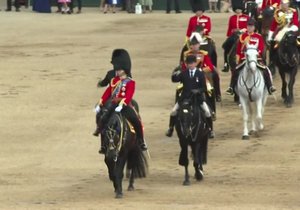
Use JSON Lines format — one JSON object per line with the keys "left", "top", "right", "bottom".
{"left": 192, "top": 142, "right": 203, "bottom": 181}
{"left": 178, "top": 136, "right": 190, "bottom": 185}
{"left": 255, "top": 99, "right": 264, "bottom": 132}
{"left": 128, "top": 170, "right": 135, "bottom": 191}
{"left": 114, "top": 158, "right": 126, "bottom": 199}
{"left": 286, "top": 70, "right": 296, "bottom": 107}
{"left": 240, "top": 99, "right": 250, "bottom": 140}
{"left": 279, "top": 70, "right": 287, "bottom": 102}
{"left": 183, "top": 165, "right": 190, "bottom": 186}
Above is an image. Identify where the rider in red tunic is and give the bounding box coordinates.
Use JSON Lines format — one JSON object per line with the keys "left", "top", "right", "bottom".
{"left": 222, "top": 0, "right": 249, "bottom": 72}
{"left": 268, "top": 0, "right": 299, "bottom": 43}
{"left": 261, "top": 0, "right": 281, "bottom": 11}
{"left": 93, "top": 52, "right": 147, "bottom": 153}
{"left": 226, "top": 19, "right": 276, "bottom": 95}
{"left": 186, "top": 1, "right": 211, "bottom": 39}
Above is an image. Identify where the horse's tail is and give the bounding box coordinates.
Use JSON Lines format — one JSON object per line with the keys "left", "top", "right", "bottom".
{"left": 126, "top": 146, "right": 148, "bottom": 178}
{"left": 200, "top": 133, "right": 209, "bottom": 165}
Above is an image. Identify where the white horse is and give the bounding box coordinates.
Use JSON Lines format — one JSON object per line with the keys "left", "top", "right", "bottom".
{"left": 236, "top": 43, "right": 268, "bottom": 140}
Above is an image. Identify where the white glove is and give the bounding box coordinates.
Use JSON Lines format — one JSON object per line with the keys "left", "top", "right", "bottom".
{"left": 115, "top": 105, "right": 123, "bottom": 112}
{"left": 94, "top": 105, "right": 101, "bottom": 113}
{"left": 267, "top": 31, "right": 274, "bottom": 41}
{"left": 289, "top": 25, "right": 299, "bottom": 32}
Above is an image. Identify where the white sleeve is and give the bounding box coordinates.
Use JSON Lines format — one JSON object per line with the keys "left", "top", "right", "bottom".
{"left": 268, "top": 31, "right": 274, "bottom": 41}
{"left": 289, "top": 25, "right": 299, "bottom": 32}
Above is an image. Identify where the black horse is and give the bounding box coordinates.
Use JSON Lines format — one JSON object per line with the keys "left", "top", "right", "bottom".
{"left": 99, "top": 106, "right": 148, "bottom": 198}
{"left": 274, "top": 31, "right": 299, "bottom": 107}
{"left": 175, "top": 92, "right": 209, "bottom": 185}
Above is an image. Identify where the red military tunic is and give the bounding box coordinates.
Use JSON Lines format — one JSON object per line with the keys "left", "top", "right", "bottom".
{"left": 226, "top": 14, "right": 250, "bottom": 37}
{"left": 186, "top": 15, "right": 211, "bottom": 37}
{"left": 270, "top": 8, "right": 299, "bottom": 34}
{"left": 182, "top": 50, "right": 214, "bottom": 72}
{"left": 236, "top": 32, "right": 265, "bottom": 63}
{"left": 261, "top": 0, "right": 281, "bottom": 10}
{"left": 100, "top": 76, "right": 135, "bottom": 106}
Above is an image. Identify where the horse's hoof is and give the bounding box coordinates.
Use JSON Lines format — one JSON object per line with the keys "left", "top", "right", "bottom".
{"left": 115, "top": 192, "right": 123, "bottom": 199}
{"left": 128, "top": 186, "right": 134, "bottom": 191}
{"left": 249, "top": 130, "right": 254, "bottom": 135}
{"left": 183, "top": 180, "right": 190, "bottom": 186}
{"left": 242, "top": 135, "right": 250, "bottom": 140}
{"left": 195, "top": 171, "right": 204, "bottom": 181}
{"left": 286, "top": 103, "right": 292, "bottom": 108}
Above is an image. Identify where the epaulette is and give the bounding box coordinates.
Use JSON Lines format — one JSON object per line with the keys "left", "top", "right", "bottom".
{"left": 110, "top": 77, "right": 120, "bottom": 88}
{"left": 184, "top": 50, "right": 192, "bottom": 57}
{"left": 239, "top": 33, "right": 245, "bottom": 43}
{"left": 199, "top": 50, "right": 208, "bottom": 55}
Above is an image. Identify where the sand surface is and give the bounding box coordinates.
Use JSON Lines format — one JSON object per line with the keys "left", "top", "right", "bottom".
{"left": 0, "top": 8, "right": 299, "bottom": 210}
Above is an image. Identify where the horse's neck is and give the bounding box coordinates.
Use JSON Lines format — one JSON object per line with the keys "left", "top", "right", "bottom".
{"left": 243, "top": 63, "right": 257, "bottom": 81}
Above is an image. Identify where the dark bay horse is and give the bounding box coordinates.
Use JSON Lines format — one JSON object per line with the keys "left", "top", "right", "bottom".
{"left": 175, "top": 92, "right": 209, "bottom": 185}
{"left": 274, "top": 31, "right": 299, "bottom": 107}
{"left": 99, "top": 107, "right": 148, "bottom": 198}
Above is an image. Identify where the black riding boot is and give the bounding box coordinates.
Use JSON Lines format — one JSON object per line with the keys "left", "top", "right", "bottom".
{"left": 98, "top": 135, "right": 106, "bottom": 154}
{"left": 212, "top": 71, "right": 221, "bottom": 101}
{"left": 263, "top": 69, "right": 276, "bottom": 94}
{"left": 123, "top": 106, "right": 147, "bottom": 151}
{"left": 222, "top": 50, "right": 229, "bottom": 72}
{"left": 93, "top": 112, "right": 102, "bottom": 136}
{"left": 165, "top": 115, "right": 177, "bottom": 137}
{"left": 206, "top": 117, "right": 214, "bottom": 139}
{"left": 226, "top": 69, "right": 239, "bottom": 95}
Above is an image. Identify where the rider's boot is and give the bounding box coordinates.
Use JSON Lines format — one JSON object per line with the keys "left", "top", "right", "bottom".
{"left": 226, "top": 68, "right": 240, "bottom": 95}
{"left": 98, "top": 136, "right": 106, "bottom": 154}
{"left": 165, "top": 115, "right": 177, "bottom": 137}
{"left": 212, "top": 71, "right": 222, "bottom": 102}
{"left": 93, "top": 126, "right": 101, "bottom": 136}
{"left": 263, "top": 69, "right": 276, "bottom": 94}
{"left": 206, "top": 117, "right": 214, "bottom": 139}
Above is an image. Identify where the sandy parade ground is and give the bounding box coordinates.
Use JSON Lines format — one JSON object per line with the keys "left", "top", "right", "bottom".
{"left": 0, "top": 6, "right": 300, "bottom": 210}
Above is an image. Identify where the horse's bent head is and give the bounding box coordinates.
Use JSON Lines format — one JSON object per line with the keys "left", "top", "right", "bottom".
{"left": 178, "top": 99, "right": 193, "bottom": 138}
{"left": 104, "top": 113, "right": 123, "bottom": 161}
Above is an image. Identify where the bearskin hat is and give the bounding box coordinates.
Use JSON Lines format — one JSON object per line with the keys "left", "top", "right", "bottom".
{"left": 191, "top": 0, "right": 206, "bottom": 13}
{"left": 231, "top": 0, "right": 244, "bottom": 12}
{"left": 111, "top": 49, "right": 131, "bottom": 75}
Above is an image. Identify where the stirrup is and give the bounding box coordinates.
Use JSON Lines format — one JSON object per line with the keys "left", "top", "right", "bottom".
{"left": 221, "top": 63, "right": 229, "bottom": 72}
{"left": 93, "top": 127, "right": 101, "bottom": 137}
{"left": 269, "top": 86, "right": 276, "bottom": 94}
{"left": 140, "top": 143, "right": 148, "bottom": 151}
{"left": 226, "top": 87, "right": 234, "bottom": 95}
{"left": 165, "top": 128, "right": 173, "bottom": 137}
{"left": 98, "top": 147, "right": 106, "bottom": 154}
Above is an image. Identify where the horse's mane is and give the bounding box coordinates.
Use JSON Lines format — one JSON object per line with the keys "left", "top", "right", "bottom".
{"left": 278, "top": 32, "right": 299, "bottom": 67}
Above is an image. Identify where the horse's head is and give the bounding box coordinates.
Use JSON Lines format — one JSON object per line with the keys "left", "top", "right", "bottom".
{"left": 281, "top": 31, "right": 298, "bottom": 49}
{"left": 103, "top": 112, "right": 123, "bottom": 162}
{"left": 245, "top": 43, "right": 259, "bottom": 72}
{"left": 178, "top": 92, "right": 201, "bottom": 138}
